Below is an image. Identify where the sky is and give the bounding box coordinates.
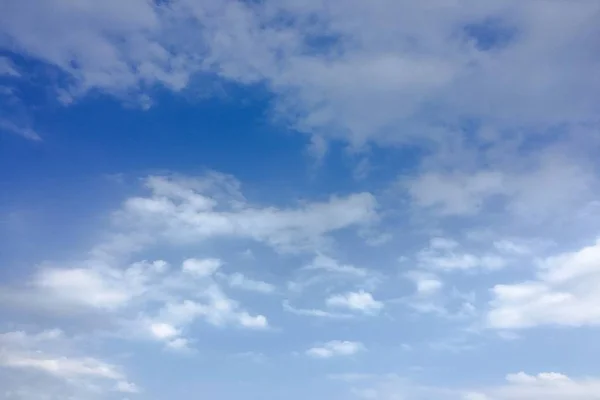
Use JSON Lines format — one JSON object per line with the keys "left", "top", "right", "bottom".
{"left": 1, "top": 0, "right": 600, "bottom": 399}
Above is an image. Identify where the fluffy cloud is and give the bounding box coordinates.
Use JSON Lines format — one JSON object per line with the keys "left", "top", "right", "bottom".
{"left": 326, "top": 290, "right": 383, "bottom": 314}
{"left": 1, "top": 256, "right": 269, "bottom": 350}
{"left": 120, "top": 174, "right": 378, "bottom": 253}
{"left": 182, "top": 258, "right": 222, "bottom": 277}
{"left": 2, "top": 1, "right": 599, "bottom": 147}
{"left": 487, "top": 238, "right": 600, "bottom": 329}
{"left": 306, "top": 340, "right": 365, "bottom": 359}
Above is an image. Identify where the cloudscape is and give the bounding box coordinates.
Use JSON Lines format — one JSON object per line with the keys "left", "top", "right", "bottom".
{"left": 1, "top": 1, "right": 600, "bottom": 399}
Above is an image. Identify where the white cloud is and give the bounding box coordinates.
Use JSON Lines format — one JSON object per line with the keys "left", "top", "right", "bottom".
{"left": 470, "top": 371, "right": 600, "bottom": 400}
{"left": 0, "top": 329, "right": 137, "bottom": 395}
{"left": 2, "top": 356, "right": 122, "bottom": 380}
{"left": 406, "top": 153, "right": 596, "bottom": 223}
{"left": 306, "top": 340, "right": 365, "bottom": 359}
{"left": 287, "top": 254, "right": 380, "bottom": 298}
{"left": 2, "top": 1, "right": 598, "bottom": 148}
{"left": 116, "top": 381, "right": 140, "bottom": 394}
{"left": 0, "top": 119, "right": 42, "bottom": 141}
{"left": 282, "top": 301, "right": 353, "bottom": 319}
{"left": 487, "top": 238, "right": 600, "bottom": 330}
{"left": 416, "top": 237, "right": 507, "bottom": 272}
{"left": 407, "top": 171, "right": 506, "bottom": 216}
{"left": 120, "top": 174, "right": 378, "bottom": 253}
{"left": 153, "top": 282, "right": 270, "bottom": 333}
{"left": 326, "top": 290, "right": 383, "bottom": 314}
{"left": 149, "top": 323, "right": 179, "bottom": 340}
{"left": 337, "top": 371, "right": 600, "bottom": 400}
{"left": 182, "top": 258, "right": 222, "bottom": 277}
{"left": 303, "top": 253, "right": 370, "bottom": 278}
{"left": 0, "top": 56, "right": 20, "bottom": 77}
{"left": 225, "top": 272, "right": 276, "bottom": 294}
{"left": 1, "top": 254, "right": 269, "bottom": 351}
{"left": 406, "top": 271, "right": 444, "bottom": 297}
{"left": 493, "top": 240, "right": 531, "bottom": 256}
{"left": 166, "top": 337, "right": 190, "bottom": 351}
{"left": 19, "top": 259, "right": 169, "bottom": 312}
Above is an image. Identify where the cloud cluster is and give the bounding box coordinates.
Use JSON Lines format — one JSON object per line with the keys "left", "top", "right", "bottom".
{"left": 2, "top": 0, "right": 599, "bottom": 147}
{"left": 487, "top": 238, "right": 600, "bottom": 330}
{"left": 119, "top": 174, "right": 378, "bottom": 253}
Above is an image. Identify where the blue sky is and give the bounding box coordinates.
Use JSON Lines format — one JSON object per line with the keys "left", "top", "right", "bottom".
{"left": 1, "top": 1, "right": 600, "bottom": 399}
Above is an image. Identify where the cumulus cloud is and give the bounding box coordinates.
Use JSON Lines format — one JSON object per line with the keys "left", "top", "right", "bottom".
{"left": 0, "top": 171, "right": 381, "bottom": 351}
{"left": 306, "top": 340, "right": 365, "bottom": 359}
{"left": 487, "top": 238, "right": 600, "bottom": 330}
{"left": 1, "top": 255, "right": 269, "bottom": 350}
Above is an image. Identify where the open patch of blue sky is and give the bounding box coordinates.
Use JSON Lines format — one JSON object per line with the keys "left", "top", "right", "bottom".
{"left": 2, "top": 1, "right": 600, "bottom": 399}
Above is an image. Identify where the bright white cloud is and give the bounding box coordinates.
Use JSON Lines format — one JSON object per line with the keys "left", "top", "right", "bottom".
{"left": 1, "top": 254, "right": 269, "bottom": 351}
{"left": 120, "top": 174, "right": 378, "bottom": 253}
{"left": 306, "top": 340, "right": 365, "bottom": 359}
{"left": 487, "top": 238, "right": 600, "bottom": 330}
{"left": 406, "top": 271, "right": 444, "bottom": 297}
{"left": 149, "top": 323, "right": 179, "bottom": 340}
{"left": 182, "top": 258, "right": 222, "bottom": 277}
{"left": 2, "top": 2, "right": 600, "bottom": 399}
{"left": 326, "top": 290, "right": 383, "bottom": 314}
